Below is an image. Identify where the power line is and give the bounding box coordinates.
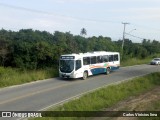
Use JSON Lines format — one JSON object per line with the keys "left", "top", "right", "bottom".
{"left": 1, "top": 2, "right": 160, "bottom": 33}
{"left": 125, "top": 33, "right": 145, "bottom": 40}
{"left": 0, "top": 2, "right": 120, "bottom": 24}
{"left": 131, "top": 23, "right": 160, "bottom": 32}
{"left": 0, "top": 2, "right": 55, "bottom": 15}
{"left": 0, "top": 2, "right": 160, "bottom": 41}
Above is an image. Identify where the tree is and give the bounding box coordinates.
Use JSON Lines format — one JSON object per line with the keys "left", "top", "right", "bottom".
{"left": 0, "top": 40, "right": 10, "bottom": 66}
{"left": 80, "top": 28, "right": 87, "bottom": 37}
{"left": 0, "top": 28, "right": 160, "bottom": 70}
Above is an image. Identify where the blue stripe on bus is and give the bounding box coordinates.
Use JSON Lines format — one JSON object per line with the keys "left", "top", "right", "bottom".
{"left": 91, "top": 68, "right": 105, "bottom": 75}
{"left": 91, "top": 66, "right": 119, "bottom": 75}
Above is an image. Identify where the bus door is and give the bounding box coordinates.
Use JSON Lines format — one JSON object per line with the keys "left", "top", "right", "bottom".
{"left": 75, "top": 59, "right": 83, "bottom": 78}
{"left": 108, "top": 54, "right": 119, "bottom": 70}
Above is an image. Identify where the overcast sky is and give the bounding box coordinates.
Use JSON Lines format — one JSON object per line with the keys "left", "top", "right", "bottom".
{"left": 0, "top": 0, "right": 160, "bottom": 42}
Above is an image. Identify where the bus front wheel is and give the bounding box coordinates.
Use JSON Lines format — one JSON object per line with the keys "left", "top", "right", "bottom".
{"left": 83, "top": 71, "right": 88, "bottom": 80}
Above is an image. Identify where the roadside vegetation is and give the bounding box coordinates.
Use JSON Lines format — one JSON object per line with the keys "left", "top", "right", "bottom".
{"left": 121, "top": 57, "right": 151, "bottom": 66}
{"left": 31, "top": 72, "right": 160, "bottom": 120}
{"left": 0, "top": 29, "right": 160, "bottom": 88}
{"left": 0, "top": 67, "right": 58, "bottom": 88}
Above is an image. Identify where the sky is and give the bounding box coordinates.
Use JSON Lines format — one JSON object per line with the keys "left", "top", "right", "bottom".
{"left": 0, "top": 0, "right": 160, "bottom": 43}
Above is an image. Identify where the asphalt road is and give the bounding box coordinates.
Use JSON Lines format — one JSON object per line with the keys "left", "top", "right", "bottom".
{"left": 0, "top": 64, "right": 160, "bottom": 119}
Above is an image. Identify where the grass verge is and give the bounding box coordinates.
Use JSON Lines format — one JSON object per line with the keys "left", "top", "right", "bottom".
{"left": 31, "top": 72, "right": 160, "bottom": 120}
{"left": 0, "top": 67, "right": 58, "bottom": 88}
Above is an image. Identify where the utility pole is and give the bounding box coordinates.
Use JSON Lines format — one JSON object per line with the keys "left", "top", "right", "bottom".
{"left": 121, "top": 22, "right": 129, "bottom": 59}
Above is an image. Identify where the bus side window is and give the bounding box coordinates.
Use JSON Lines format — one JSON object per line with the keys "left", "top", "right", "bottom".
{"left": 103, "top": 55, "right": 108, "bottom": 62}
{"left": 109, "top": 55, "right": 114, "bottom": 62}
{"left": 97, "top": 56, "right": 103, "bottom": 63}
{"left": 83, "top": 57, "right": 90, "bottom": 65}
{"left": 76, "top": 60, "right": 81, "bottom": 70}
{"left": 91, "top": 56, "right": 96, "bottom": 64}
{"left": 114, "top": 54, "right": 118, "bottom": 61}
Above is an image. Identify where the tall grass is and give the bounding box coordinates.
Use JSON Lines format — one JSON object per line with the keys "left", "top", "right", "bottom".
{"left": 121, "top": 53, "right": 160, "bottom": 66}
{"left": 121, "top": 57, "right": 151, "bottom": 66}
{"left": 32, "top": 72, "right": 160, "bottom": 120}
{"left": 0, "top": 67, "right": 58, "bottom": 88}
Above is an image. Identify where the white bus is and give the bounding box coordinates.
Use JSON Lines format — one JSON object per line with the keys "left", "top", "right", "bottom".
{"left": 59, "top": 51, "right": 120, "bottom": 79}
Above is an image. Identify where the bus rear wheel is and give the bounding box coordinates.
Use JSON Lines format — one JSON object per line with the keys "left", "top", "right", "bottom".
{"left": 106, "top": 67, "right": 110, "bottom": 75}
{"left": 83, "top": 71, "right": 88, "bottom": 80}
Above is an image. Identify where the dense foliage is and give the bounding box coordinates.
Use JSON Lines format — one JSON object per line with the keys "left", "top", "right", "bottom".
{"left": 0, "top": 29, "right": 160, "bottom": 69}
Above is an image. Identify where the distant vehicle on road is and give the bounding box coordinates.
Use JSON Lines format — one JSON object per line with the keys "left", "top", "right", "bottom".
{"left": 150, "top": 58, "right": 160, "bottom": 65}
{"left": 59, "top": 51, "right": 120, "bottom": 80}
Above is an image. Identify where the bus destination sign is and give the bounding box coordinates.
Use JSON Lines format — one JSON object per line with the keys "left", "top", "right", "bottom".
{"left": 61, "top": 56, "right": 75, "bottom": 59}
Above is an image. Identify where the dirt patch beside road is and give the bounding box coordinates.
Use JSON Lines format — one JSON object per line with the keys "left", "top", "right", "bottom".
{"left": 92, "top": 86, "right": 160, "bottom": 120}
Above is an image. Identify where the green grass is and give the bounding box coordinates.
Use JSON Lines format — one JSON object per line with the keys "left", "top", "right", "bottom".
{"left": 121, "top": 57, "right": 151, "bottom": 66}
{"left": 31, "top": 72, "right": 160, "bottom": 120}
{"left": 0, "top": 67, "right": 58, "bottom": 88}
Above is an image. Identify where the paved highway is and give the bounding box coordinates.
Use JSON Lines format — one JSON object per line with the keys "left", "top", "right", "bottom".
{"left": 0, "top": 64, "right": 160, "bottom": 119}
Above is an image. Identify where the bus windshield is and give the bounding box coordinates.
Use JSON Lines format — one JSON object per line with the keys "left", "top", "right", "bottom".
{"left": 60, "top": 60, "right": 74, "bottom": 73}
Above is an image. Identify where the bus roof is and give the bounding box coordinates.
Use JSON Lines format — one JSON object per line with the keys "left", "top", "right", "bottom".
{"left": 60, "top": 51, "right": 120, "bottom": 59}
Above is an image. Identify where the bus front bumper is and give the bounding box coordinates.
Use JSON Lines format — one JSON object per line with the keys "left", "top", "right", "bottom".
{"left": 59, "top": 72, "right": 75, "bottom": 78}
